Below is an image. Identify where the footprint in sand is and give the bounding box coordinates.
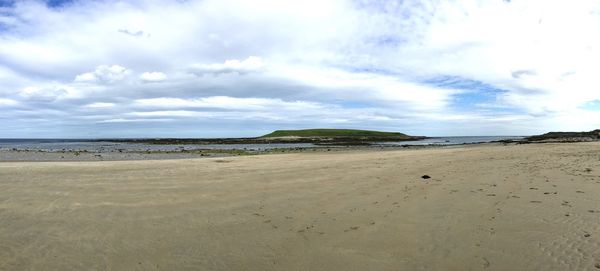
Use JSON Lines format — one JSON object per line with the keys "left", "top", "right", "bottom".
{"left": 344, "top": 226, "right": 360, "bottom": 232}
{"left": 482, "top": 257, "right": 490, "bottom": 268}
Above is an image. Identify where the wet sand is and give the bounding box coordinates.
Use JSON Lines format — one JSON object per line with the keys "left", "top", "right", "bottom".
{"left": 1, "top": 143, "right": 599, "bottom": 270}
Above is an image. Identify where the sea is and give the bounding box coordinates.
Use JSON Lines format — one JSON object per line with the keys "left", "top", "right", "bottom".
{"left": 0, "top": 136, "right": 525, "bottom": 152}
{"left": 376, "top": 136, "right": 525, "bottom": 146}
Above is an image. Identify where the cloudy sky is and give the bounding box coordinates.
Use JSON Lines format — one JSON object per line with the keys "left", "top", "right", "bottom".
{"left": 1, "top": 0, "right": 599, "bottom": 138}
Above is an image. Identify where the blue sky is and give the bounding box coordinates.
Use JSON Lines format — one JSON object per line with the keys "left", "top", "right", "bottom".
{"left": 0, "top": 0, "right": 599, "bottom": 138}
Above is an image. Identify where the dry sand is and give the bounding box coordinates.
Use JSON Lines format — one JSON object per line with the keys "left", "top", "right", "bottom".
{"left": 1, "top": 143, "right": 599, "bottom": 270}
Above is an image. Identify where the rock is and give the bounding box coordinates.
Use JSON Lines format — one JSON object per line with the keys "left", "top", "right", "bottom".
{"left": 421, "top": 175, "right": 431, "bottom": 179}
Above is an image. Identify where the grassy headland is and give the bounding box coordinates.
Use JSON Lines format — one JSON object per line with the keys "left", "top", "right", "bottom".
{"left": 261, "top": 129, "right": 410, "bottom": 138}
{"left": 101, "top": 128, "right": 425, "bottom": 145}
{"left": 259, "top": 128, "right": 422, "bottom": 145}
{"left": 525, "top": 129, "right": 600, "bottom": 142}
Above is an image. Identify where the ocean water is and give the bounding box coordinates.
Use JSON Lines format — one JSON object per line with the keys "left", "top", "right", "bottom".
{"left": 0, "top": 136, "right": 524, "bottom": 152}
{"left": 377, "top": 136, "right": 525, "bottom": 146}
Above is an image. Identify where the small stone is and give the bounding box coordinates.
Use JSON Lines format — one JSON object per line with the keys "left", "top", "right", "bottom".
{"left": 584, "top": 233, "right": 591, "bottom": 238}
{"left": 421, "top": 175, "right": 431, "bottom": 179}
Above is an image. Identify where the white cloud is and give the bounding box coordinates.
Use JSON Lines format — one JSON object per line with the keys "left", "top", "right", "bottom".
{"left": 139, "top": 72, "right": 167, "bottom": 82}
{"left": 128, "top": 96, "right": 407, "bottom": 125}
{"left": 189, "top": 56, "right": 264, "bottom": 75}
{"left": 0, "top": 0, "right": 599, "bottom": 137}
{"left": 270, "top": 65, "right": 462, "bottom": 111}
{"left": 394, "top": 0, "right": 600, "bottom": 116}
{"left": 83, "top": 102, "right": 116, "bottom": 109}
{"left": 128, "top": 110, "right": 209, "bottom": 118}
{"left": 134, "top": 96, "right": 324, "bottom": 111}
{"left": 74, "top": 65, "right": 131, "bottom": 84}
{"left": 0, "top": 98, "right": 18, "bottom": 106}
{"left": 18, "top": 85, "right": 78, "bottom": 101}
{"left": 98, "top": 118, "right": 173, "bottom": 123}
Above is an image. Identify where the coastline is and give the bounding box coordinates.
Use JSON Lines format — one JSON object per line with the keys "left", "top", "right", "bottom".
{"left": 0, "top": 140, "right": 515, "bottom": 162}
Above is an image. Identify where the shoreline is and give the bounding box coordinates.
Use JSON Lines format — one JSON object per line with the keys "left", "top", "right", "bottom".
{"left": 0, "top": 141, "right": 515, "bottom": 162}
{"left": 2, "top": 136, "right": 596, "bottom": 162}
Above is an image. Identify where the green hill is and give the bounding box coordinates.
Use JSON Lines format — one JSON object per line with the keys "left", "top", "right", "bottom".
{"left": 526, "top": 129, "right": 600, "bottom": 141}
{"left": 261, "top": 129, "right": 411, "bottom": 138}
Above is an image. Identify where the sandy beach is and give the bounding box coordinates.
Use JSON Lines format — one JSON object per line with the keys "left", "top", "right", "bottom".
{"left": 1, "top": 142, "right": 599, "bottom": 270}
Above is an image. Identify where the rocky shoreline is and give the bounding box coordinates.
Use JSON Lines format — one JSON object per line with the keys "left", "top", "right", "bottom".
{"left": 4, "top": 129, "right": 599, "bottom": 162}
{"left": 100, "top": 135, "right": 427, "bottom": 145}
{"left": 0, "top": 141, "right": 491, "bottom": 162}
{"left": 520, "top": 129, "right": 600, "bottom": 143}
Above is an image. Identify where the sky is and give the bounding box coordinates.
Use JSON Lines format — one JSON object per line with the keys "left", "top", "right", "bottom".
{"left": 0, "top": 0, "right": 599, "bottom": 138}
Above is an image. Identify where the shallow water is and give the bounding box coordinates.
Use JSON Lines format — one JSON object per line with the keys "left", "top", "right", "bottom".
{"left": 377, "top": 136, "right": 524, "bottom": 146}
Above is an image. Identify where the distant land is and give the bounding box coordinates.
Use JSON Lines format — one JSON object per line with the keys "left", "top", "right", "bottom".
{"left": 262, "top": 128, "right": 413, "bottom": 138}
{"left": 524, "top": 129, "right": 600, "bottom": 143}
{"left": 104, "top": 128, "right": 600, "bottom": 145}
{"left": 105, "top": 129, "right": 425, "bottom": 145}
